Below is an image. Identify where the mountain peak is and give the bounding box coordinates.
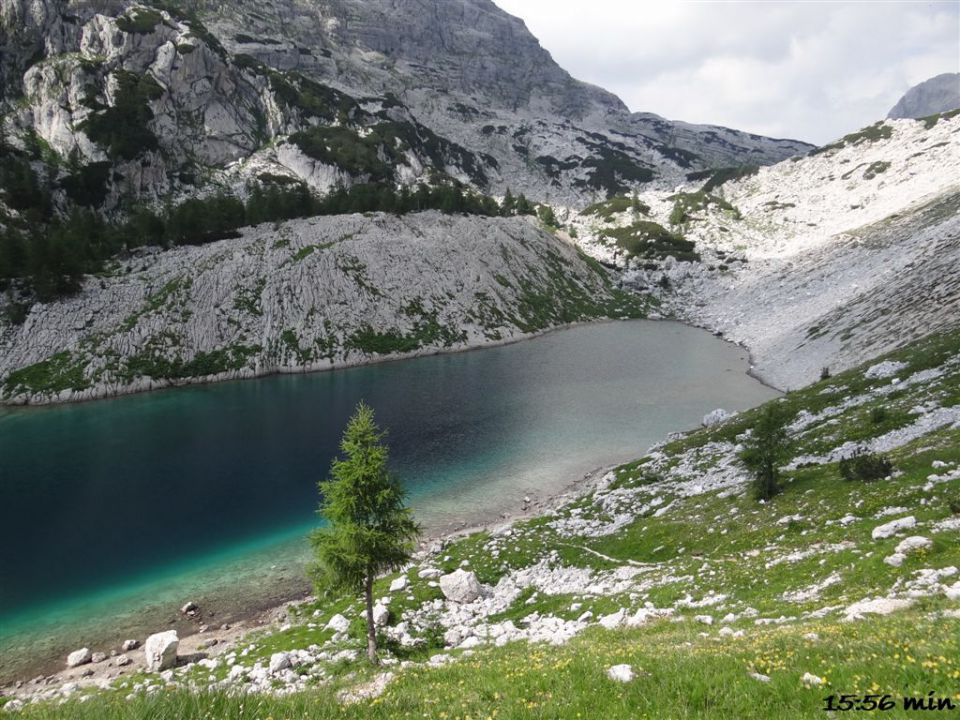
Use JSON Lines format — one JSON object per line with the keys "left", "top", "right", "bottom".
{"left": 887, "top": 72, "right": 960, "bottom": 119}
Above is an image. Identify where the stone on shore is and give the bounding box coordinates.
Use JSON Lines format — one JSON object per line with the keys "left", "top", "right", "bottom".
{"left": 121, "top": 639, "right": 140, "bottom": 652}
{"left": 66, "top": 648, "right": 92, "bottom": 668}
{"left": 144, "top": 631, "right": 179, "bottom": 672}
{"left": 439, "top": 569, "right": 482, "bottom": 603}
{"left": 702, "top": 409, "right": 735, "bottom": 427}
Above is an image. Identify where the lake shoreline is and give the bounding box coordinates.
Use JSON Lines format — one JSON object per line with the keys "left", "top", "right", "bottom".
{"left": 0, "top": 461, "right": 618, "bottom": 692}
{"left": 0, "top": 316, "right": 637, "bottom": 409}
{"left": 1, "top": 313, "right": 789, "bottom": 412}
{"left": 0, "top": 318, "right": 780, "bottom": 690}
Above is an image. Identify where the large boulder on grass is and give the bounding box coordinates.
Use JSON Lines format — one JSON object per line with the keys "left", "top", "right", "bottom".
{"left": 439, "top": 569, "right": 482, "bottom": 603}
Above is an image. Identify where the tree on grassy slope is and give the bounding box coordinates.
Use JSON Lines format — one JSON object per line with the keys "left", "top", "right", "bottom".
{"left": 741, "top": 403, "right": 792, "bottom": 501}
{"left": 309, "top": 402, "right": 420, "bottom": 664}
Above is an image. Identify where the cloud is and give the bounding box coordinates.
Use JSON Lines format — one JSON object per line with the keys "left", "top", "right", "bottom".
{"left": 493, "top": 0, "right": 960, "bottom": 143}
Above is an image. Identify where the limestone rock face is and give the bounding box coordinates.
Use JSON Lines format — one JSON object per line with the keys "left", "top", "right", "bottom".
{"left": 143, "top": 630, "right": 179, "bottom": 672}
{"left": 439, "top": 569, "right": 482, "bottom": 603}
{"left": 0, "top": 0, "right": 812, "bottom": 218}
{"left": 0, "top": 213, "right": 648, "bottom": 405}
{"left": 888, "top": 73, "right": 960, "bottom": 119}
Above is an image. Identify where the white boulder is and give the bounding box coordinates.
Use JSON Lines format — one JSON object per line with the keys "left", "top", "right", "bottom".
{"left": 872, "top": 516, "right": 916, "bottom": 540}
{"left": 598, "top": 609, "right": 626, "bottom": 629}
{"left": 864, "top": 361, "right": 906, "bottom": 380}
{"left": 895, "top": 536, "right": 932, "bottom": 554}
{"left": 373, "top": 603, "right": 390, "bottom": 627}
{"left": 702, "top": 409, "right": 735, "bottom": 427}
{"left": 439, "top": 569, "right": 482, "bottom": 603}
{"left": 389, "top": 575, "right": 409, "bottom": 592}
{"left": 325, "top": 614, "right": 350, "bottom": 633}
{"left": 844, "top": 597, "right": 914, "bottom": 620}
{"left": 802, "top": 672, "right": 824, "bottom": 686}
{"left": 268, "top": 652, "right": 292, "bottom": 674}
{"left": 144, "top": 631, "right": 179, "bottom": 672}
{"left": 66, "top": 648, "right": 92, "bottom": 668}
{"left": 607, "top": 664, "right": 636, "bottom": 683}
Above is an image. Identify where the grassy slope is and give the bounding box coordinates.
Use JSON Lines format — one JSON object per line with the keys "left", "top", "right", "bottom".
{"left": 10, "top": 331, "right": 960, "bottom": 719}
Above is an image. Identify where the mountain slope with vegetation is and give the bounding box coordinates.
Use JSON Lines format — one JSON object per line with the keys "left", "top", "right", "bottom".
{"left": 569, "top": 113, "right": 960, "bottom": 389}
{"left": 5, "top": 326, "right": 959, "bottom": 718}
{"left": 0, "top": 212, "right": 650, "bottom": 404}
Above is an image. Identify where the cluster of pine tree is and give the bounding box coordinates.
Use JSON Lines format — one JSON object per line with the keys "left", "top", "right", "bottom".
{"left": 0, "top": 172, "right": 542, "bottom": 304}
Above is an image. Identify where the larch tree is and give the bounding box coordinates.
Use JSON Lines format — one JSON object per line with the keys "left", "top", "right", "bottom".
{"left": 740, "top": 402, "right": 792, "bottom": 501}
{"left": 309, "top": 401, "right": 420, "bottom": 664}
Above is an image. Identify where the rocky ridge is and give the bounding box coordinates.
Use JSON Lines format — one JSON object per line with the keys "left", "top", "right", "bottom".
{"left": 887, "top": 73, "right": 960, "bottom": 120}
{"left": 0, "top": 212, "right": 649, "bottom": 404}
{"left": 0, "top": 0, "right": 813, "bottom": 216}
{"left": 567, "top": 113, "right": 960, "bottom": 389}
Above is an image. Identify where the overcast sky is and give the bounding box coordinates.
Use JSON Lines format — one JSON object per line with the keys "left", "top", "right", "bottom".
{"left": 493, "top": 0, "right": 960, "bottom": 144}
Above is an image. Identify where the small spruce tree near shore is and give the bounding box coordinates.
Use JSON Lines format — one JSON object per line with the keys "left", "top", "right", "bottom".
{"left": 309, "top": 402, "right": 420, "bottom": 664}
{"left": 741, "top": 403, "right": 792, "bottom": 501}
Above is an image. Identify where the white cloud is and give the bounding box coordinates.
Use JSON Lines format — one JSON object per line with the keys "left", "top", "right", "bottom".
{"left": 493, "top": 0, "right": 960, "bottom": 143}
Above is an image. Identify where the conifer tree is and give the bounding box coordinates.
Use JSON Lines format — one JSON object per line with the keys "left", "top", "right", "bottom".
{"left": 741, "top": 403, "right": 791, "bottom": 501}
{"left": 309, "top": 402, "right": 420, "bottom": 664}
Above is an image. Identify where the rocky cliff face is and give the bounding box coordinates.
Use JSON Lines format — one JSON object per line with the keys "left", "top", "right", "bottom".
{"left": 888, "top": 73, "right": 960, "bottom": 120}
{"left": 0, "top": 0, "right": 813, "bottom": 215}
{"left": 0, "top": 213, "right": 650, "bottom": 404}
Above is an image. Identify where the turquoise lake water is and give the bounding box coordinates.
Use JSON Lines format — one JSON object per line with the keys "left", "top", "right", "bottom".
{"left": 0, "top": 320, "right": 778, "bottom": 680}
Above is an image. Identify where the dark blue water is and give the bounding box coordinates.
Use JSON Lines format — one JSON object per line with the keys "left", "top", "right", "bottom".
{"left": 0, "top": 321, "right": 777, "bottom": 678}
